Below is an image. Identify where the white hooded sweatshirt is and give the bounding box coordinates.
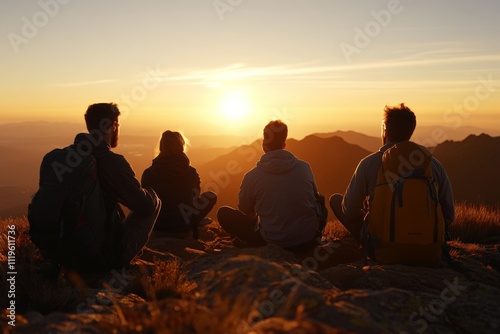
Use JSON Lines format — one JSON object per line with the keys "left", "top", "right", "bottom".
{"left": 238, "top": 149, "right": 320, "bottom": 248}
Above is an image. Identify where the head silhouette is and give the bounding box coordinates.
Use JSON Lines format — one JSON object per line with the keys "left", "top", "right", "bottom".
{"left": 383, "top": 103, "right": 416, "bottom": 143}
{"left": 263, "top": 120, "right": 287, "bottom": 153}
{"left": 158, "top": 131, "right": 186, "bottom": 157}
{"left": 84, "top": 103, "right": 121, "bottom": 148}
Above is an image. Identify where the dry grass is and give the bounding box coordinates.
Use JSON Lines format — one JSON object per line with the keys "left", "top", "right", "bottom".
{"left": 322, "top": 219, "right": 350, "bottom": 240}
{"left": 449, "top": 202, "right": 500, "bottom": 243}
{"left": 142, "top": 258, "right": 197, "bottom": 300}
{"left": 0, "top": 217, "right": 88, "bottom": 314}
{"left": 1, "top": 201, "right": 499, "bottom": 330}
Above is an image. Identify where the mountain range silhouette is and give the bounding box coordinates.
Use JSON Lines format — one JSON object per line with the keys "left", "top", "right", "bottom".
{"left": 197, "top": 133, "right": 500, "bottom": 217}
{"left": 0, "top": 122, "right": 498, "bottom": 218}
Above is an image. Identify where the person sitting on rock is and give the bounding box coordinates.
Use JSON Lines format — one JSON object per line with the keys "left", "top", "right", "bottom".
{"left": 217, "top": 120, "right": 327, "bottom": 251}
{"left": 142, "top": 130, "right": 217, "bottom": 237}
{"left": 329, "top": 103, "right": 455, "bottom": 246}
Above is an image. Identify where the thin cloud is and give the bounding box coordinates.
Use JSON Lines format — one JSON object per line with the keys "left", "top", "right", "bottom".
{"left": 48, "top": 79, "right": 119, "bottom": 88}
{"left": 160, "top": 53, "right": 500, "bottom": 87}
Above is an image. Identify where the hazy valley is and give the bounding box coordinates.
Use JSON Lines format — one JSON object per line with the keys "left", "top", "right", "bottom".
{"left": 0, "top": 121, "right": 499, "bottom": 219}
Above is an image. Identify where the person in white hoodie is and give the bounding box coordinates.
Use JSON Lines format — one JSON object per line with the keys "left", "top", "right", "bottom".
{"left": 217, "top": 120, "right": 327, "bottom": 251}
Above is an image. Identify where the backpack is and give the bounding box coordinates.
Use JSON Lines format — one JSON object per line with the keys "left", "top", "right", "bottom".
{"left": 364, "top": 141, "right": 445, "bottom": 266}
{"left": 28, "top": 146, "right": 109, "bottom": 264}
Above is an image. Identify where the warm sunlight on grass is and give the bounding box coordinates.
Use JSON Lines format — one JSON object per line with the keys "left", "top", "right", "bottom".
{"left": 449, "top": 202, "right": 500, "bottom": 243}
{"left": 1, "top": 202, "right": 499, "bottom": 328}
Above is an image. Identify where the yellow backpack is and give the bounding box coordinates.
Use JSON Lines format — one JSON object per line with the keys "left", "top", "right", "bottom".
{"left": 366, "top": 141, "right": 445, "bottom": 266}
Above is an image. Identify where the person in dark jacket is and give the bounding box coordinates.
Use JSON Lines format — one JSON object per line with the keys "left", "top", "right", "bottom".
{"left": 84, "top": 103, "right": 161, "bottom": 269}
{"left": 37, "top": 103, "right": 161, "bottom": 271}
{"left": 141, "top": 131, "right": 217, "bottom": 235}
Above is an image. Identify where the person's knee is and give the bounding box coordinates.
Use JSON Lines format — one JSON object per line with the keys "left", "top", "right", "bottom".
{"left": 202, "top": 191, "right": 218, "bottom": 208}
{"left": 329, "top": 193, "right": 341, "bottom": 210}
{"left": 216, "top": 206, "right": 228, "bottom": 221}
{"left": 154, "top": 197, "right": 162, "bottom": 213}
{"left": 145, "top": 188, "right": 162, "bottom": 214}
{"left": 216, "top": 206, "right": 234, "bottom": 226}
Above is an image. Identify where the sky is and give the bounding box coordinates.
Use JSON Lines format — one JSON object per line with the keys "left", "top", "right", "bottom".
{"left": 1, "top": 0, "right": 499, "bottom": 139}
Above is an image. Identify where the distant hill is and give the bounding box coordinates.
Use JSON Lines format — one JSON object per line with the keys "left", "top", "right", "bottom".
{"left": 0, "top": 185, "right": 33, "bottom": 219}
{"left": 312, "top": 127, "right": 500, "bottom": 153}
{"left": 199, "top": 133, "right": 500, "bottom": 218}
{"left": 310, "top": 130, "right": 381, "bottom": 152}
{"left": 413, "top": 125, "right": 500, "bottom": 146}
{"left": 433, "top": 134, "right": 500, "bottom": 205}
{"left": 0, "top": 121, "right": 85, "bottom": 140}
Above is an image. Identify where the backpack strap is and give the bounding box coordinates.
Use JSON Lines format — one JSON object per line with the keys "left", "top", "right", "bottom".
{"left": 425, "top": 178, "right": 440, "bottom": 243}
{"left": 389, "top": 180, "right": 401, "bottom": 242}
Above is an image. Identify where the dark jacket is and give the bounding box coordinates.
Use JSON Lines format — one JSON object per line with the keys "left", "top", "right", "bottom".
{"left": 75, "top": 133, "right": 156, "bottom": 217}
{"left": 58, "top": 133, "right": 159, "bottom": 270}
{"left": 141, "top": 153, "right": 200, "bottom": 232}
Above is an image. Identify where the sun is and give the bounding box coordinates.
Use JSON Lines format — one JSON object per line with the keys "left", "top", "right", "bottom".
{"left": 220, "top": 91, "right": 250, "bottom": 121}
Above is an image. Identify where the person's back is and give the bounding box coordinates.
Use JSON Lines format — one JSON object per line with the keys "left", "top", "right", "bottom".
{"left": 29, "top": 103, "right": 161, "bottom": 272}
{"left": 218, "top": 120, "right": 327, "bottom": 250}
{"left": 330, "top": 103, "right": 454, "bottom": 265}
{"left": 142, "top": 131, "right": 216, "bottom": 235}
{"left": 240, "top": 149, "right": 320, "bottom": 247}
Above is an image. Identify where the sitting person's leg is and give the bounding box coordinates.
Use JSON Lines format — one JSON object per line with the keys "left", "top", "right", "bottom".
{"left": 316, "top": 193, "right": 328, "bottom": 233}
{"left": 217, "top": 206, "right": 266, "bottom": 246}
{"left": 119, "top": 190, "right": 161, "bottom": 267}
{"left": 329, "top": 193, "right": 363, "bottom": 243}
{"left": 190, "top": 191, "right": 218, "bottom": 226}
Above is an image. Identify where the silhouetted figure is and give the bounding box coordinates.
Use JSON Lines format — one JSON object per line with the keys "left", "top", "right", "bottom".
{"left": 217, "top": 120, "right": 327, "bottom": 251}
{"left": 141, "top": 131, "right": 217, "bottom": 238}
{"left": 330, "top": 103, "right": 455, "bottom": 265}
{"left": 28, "top": 103, "right": 161, "bottom": 272}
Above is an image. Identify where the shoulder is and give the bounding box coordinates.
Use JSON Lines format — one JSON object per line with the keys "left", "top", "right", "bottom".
{"left": 243, "top": 165, "right": 259, "bottom": 180}
{"left": 187, "top": 165, "right": 199, "bottom": 176}
{"left": 359, "top": 150, "right": 382, "bottom": 167}
{"left": 142, "top": 165, "right": 153, "bottom": 177}
{"left": 431, "top": 157, "right": 447, "bottom": 176}
{"left": 295, "top": 158, "right": 313, "bottom": 171}
{"left": 101, "top": 151, "right": 126, "bottom": 163}
{"left": 97, "top": 151, "right": 132, "bottom": 171}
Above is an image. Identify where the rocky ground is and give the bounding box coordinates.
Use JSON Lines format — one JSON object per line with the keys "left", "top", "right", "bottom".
{"left": 3, "top": 223, "right": 500, "bottom": 334}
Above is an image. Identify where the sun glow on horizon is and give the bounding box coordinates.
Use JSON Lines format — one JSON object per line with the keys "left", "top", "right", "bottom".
{"left": 220, "top": 90, "right": 250, "bottom": 122}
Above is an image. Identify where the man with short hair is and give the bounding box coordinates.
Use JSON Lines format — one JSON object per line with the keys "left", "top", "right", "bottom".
{"left": 38, "top": 103, "right": 161, "bottom": 271}
{"left": 217, "top": 120, "right": 327, "bottom": 251}
{"left": 330, "top": 103, "right": 454, "bottom": 243}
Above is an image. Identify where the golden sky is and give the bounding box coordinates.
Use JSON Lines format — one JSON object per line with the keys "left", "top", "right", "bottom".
{"left": 1, "top": 0, "right": 499, "bottom": 138}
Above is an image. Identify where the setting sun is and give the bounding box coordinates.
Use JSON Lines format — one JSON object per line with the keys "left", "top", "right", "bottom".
{"left": 220, "top": 91, "right": 250, "bottom": 121}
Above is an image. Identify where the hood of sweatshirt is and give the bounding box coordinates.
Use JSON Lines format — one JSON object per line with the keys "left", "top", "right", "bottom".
{"left": 257, "top": 149, "right": 298, "bottom": 174}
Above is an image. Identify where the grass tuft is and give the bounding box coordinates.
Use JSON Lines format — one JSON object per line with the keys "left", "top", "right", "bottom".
{"left": 449, "top": 202, "right": 500, "bottom": 243}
